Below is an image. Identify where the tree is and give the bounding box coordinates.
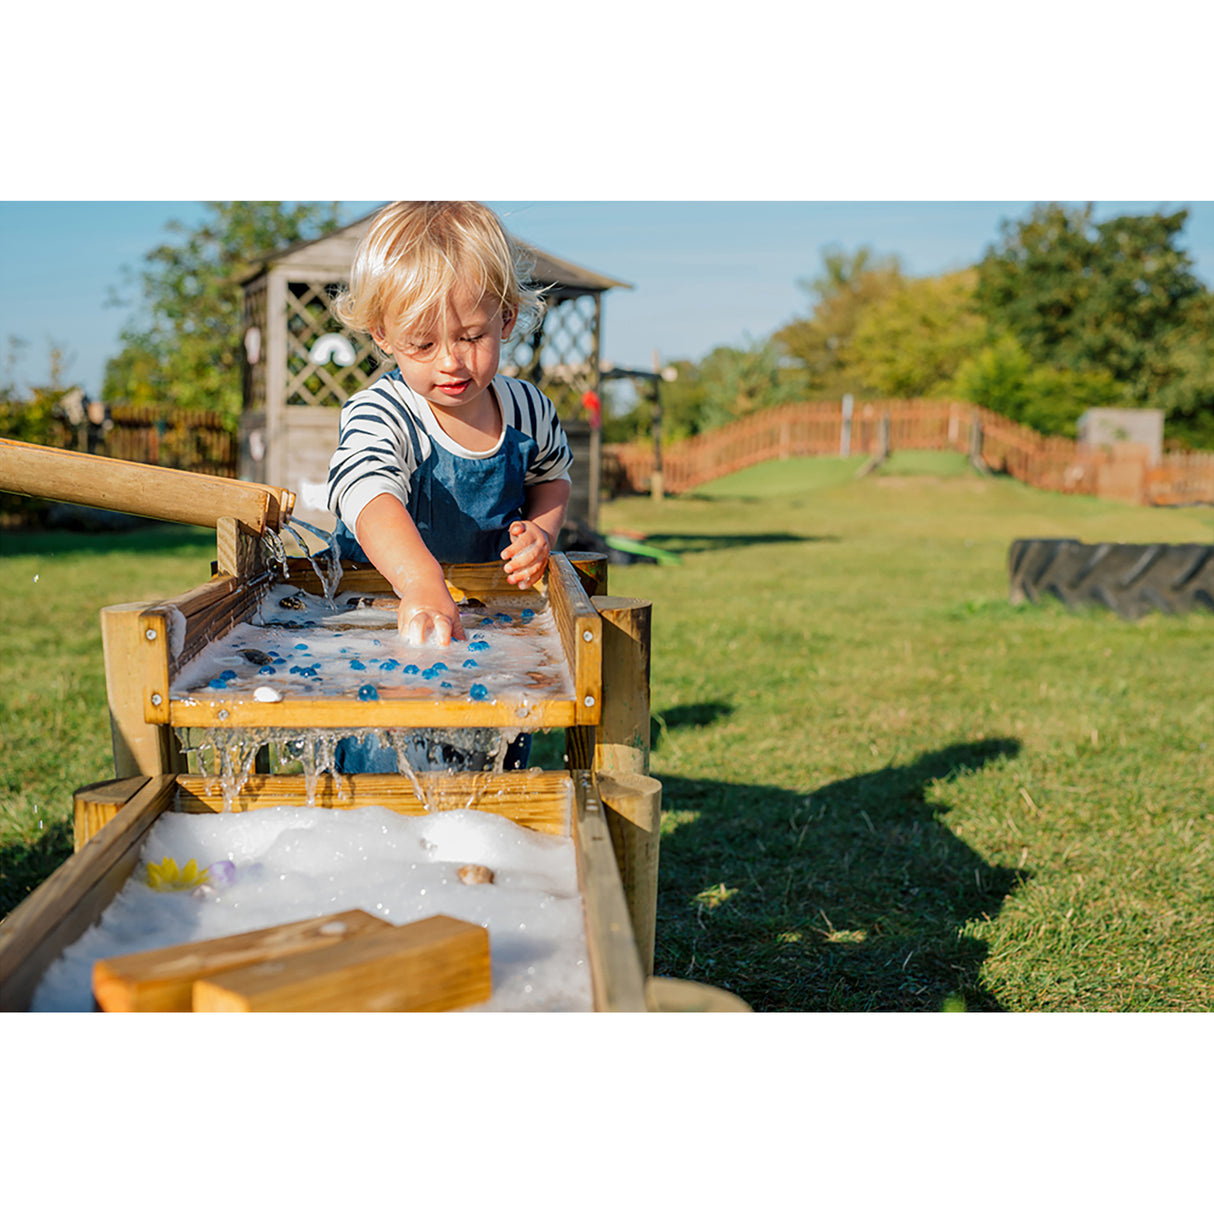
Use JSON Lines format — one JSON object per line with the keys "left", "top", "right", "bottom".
{"left": 975, "top": 202, "right": 1214, "bottom": 443}
{"left": 104, "top": 202, "right": 342, "bottom": 426}
{"left": 844, "top": 270, "right": 988, "bottom": 398}
{"left": 774, "top": 245, "right": 903, "bottom": 394}
{"left": 951, "top": 334, "right": 1121, "bottom": 437}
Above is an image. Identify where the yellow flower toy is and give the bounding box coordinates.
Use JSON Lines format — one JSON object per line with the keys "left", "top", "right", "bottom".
{"left": 145, "top": 856, "right": 210, "bottom": 892}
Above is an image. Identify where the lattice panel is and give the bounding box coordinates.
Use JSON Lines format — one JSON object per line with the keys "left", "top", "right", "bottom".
{"left": 504, "top": 294, "right": 600, "bottom": 418}
{"left": 243, "top": 279, "right": 268, "bottom": 412}
{"left": 284, "top": 280, "right": 384, "bottom": 408}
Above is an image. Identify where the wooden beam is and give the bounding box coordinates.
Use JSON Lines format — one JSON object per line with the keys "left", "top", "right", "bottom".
{"left": 0, "top": 438, "right": 294, "bottom": 533}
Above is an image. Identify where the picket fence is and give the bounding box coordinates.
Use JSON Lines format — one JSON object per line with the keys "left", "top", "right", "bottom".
{"left": 603, "top": 400, "right": 1214, "bottom": 508}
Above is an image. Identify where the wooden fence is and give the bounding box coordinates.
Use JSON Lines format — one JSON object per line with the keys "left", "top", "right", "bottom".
{"left": 55, "top": 405, "right": 237, "bottom": 479}
{"left": 604, "top": 400, "right": 1214, "bottom": 508}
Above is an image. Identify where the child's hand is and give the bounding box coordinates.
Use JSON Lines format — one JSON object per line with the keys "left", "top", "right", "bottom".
{"left": 397, "top": 576, "right": 466, "bottom": 647}
{"left": 501, "top": 520, "right": 550, "bottom": 589}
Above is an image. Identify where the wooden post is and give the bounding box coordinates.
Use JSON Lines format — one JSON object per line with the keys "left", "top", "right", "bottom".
{"left": 598, "top": 772, "right": 661, "bottom": 977}
{"left": 100, "top": 604, "right": 182, "bottom": 779}
{"left": 591, "top": 596, "right": 651, "bottom": 776}
{"left": 215, "top": 516, "right": 264, "bottom": 579}
{"left": 650, "top": 351, "right": 664, "bottom": 502}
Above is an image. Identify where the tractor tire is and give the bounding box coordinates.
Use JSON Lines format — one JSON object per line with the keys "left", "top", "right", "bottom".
{"left": 1008, "top": 538, "right": 1214, "bottom": 620}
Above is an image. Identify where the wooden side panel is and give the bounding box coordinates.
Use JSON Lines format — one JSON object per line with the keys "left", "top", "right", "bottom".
{"left": 94, "top": 909, "right": 394, "bottom": 1013}
{"left": 547, "top": 553, "right": 603, "bottom": 724}
{"left": 172, "top": 772, "right": 573, "bottom": 837}
{"left": 570, "top": 772, "right": 647, "bottom": 1012}
{"left": 192, "top": 915, "right": 491, "bottom": 1012}
{"left": 0, "top": 776, "right": 177, "bottom": 1011}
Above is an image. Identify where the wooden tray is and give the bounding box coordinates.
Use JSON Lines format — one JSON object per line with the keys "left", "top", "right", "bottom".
{"left": 117, "top": 553, "right": 601, "bottom": 734}
{"left": 0, "top": 771, "right": 647, "bottom": 1013}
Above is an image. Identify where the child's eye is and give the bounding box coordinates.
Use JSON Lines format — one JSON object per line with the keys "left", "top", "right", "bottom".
{"left": 460, "top": 333, "right": 484, "bottom": 344}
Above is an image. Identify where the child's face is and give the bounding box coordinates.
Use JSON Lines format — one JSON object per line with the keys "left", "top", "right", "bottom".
{"left": 381, "top": 286, "right": 517, "bottom": 420}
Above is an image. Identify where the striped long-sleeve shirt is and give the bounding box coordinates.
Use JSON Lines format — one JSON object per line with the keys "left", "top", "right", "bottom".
{"left": 327, "top": 370, "right": 573, "bottom": 561}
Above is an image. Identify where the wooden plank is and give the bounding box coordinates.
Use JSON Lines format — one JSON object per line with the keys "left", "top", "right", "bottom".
{"left": 0, "top": 437, "right": 293, "bottom": 533}
{"left": 93, "top": 909, "right": 394, "bottom": 1013}
{"left": 0, "top": 775, "right": 177, "bottom": 1011}
{"left": 192, "top": 915, "right": 492, "bottom": 1012}
{"left": 547, "top": 553, "right": 602, "bottom": 724}
{"left": 74, "top": 775, "right": 151, "bottom": 850}
{"left": 570, "top": 772, "right": 647, "bottom": 1012}
{"left": 172, "top": 772, "right": 573, "bottom": 836}
{"left": 598, "top": 773, "right": 662, "bottom": 978}
{"left": 167, "top": 695, "right": 579, "bottom": 730}
{"left": 100, "top": 604, "right": 182, "bottom": 778}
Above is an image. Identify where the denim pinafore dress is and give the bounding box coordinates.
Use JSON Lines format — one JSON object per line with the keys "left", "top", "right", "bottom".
{"left": 333, "top": 389, "right": 535, "bottom": 773}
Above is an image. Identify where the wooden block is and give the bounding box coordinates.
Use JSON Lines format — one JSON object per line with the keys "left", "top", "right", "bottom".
{"left": 92, "top": 910, "right": 393, "bottom": 1013}
{"left": 191, "top": 915, "right": 492, "bottom": 1012}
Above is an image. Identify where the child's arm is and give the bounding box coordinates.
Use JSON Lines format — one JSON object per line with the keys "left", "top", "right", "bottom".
{"left": 502, "top": 477, "right": 571, "bottom": 590}
{"left": 354, "top": 493, "right": 466, "bottom": 646}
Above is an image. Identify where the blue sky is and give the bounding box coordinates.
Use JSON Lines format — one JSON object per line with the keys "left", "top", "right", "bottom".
{"left": 3, "top": 199, "right": 1212, "bottom": 400}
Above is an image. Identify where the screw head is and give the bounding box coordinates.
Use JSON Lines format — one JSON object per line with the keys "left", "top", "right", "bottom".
{"left": 145, "top": 628, "right": 158, "bottom": 640}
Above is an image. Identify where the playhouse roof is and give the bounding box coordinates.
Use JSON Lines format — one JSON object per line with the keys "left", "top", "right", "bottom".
{"left": 242, "top": 208, "right": 632, "bottom": 297}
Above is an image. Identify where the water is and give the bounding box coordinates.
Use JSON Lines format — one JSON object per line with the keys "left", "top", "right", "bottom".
{"left": 284, "top": 520, "right": 342, "bottom": 612}
{"left": 171, "top": 582, "right": 572, "bottom": 707}
{"left": 179, "top": 724, "right": 532, "bottom": 813}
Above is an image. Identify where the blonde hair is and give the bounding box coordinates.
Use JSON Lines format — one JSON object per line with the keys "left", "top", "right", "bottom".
{"left": 333, "top": 201, "right": 543, "bottom": 350}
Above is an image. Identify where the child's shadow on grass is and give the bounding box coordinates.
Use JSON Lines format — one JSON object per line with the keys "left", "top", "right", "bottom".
{"left": 652, "top": 734, "right": 1025, "bottom": 1012}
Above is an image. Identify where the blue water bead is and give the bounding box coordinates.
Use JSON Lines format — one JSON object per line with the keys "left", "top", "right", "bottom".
{"left": 220, "top": 669, "right": 237, "bottom": 680}
{"left": 259, "top": 665, "right": 275, "bottom": 675}
{"left": 462, "top": 659, "right": 479, "bottom": 668}
{"left": 379, "top": 659, "right": 400, "bottom": 671}
{"left": 422, "top": 667, "right": 438, "bottom": 680}
{"left": 208, "top": 678, "right": 228, "bottom": 690}
{"left": 294, "top": 643, "right": 309, "bottom": 651}
{"left": 440, "top": 681, "right": 453, "bottom": 689}
{"left": 349, "top": 660, "right": 366, "bottom": 670}
{"left": 431, "top": 662, "right": 448, "bottom": 671}
{"left": 494, "top": 613, "right": 512, "bottom": 624}
{"left": 521, "top": 608, "right": 534, "bottom": 621}
{"left": 403, "top": 664, "right": 420, "bottom": 675}
{"left": 480, "top": 617, "right": 494, "bottom": 626}
{"left": 358, "top": 684, "right": 379, "bottom": 701}
{"left": 468, "top": 640, "right": 490, "bottom": 652}
{"left": 469, "top": 683, "right": 488, "bottom": 701}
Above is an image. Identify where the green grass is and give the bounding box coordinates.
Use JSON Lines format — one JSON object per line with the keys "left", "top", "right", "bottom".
{"left": 599, "top": 456, "right": 1214, "bottom": 1011}
{"left": 3, "top": 464, "right": 1213, "bottom": 1012}
{"left": 0, "top": 524, "right": 217, "bottom": 915}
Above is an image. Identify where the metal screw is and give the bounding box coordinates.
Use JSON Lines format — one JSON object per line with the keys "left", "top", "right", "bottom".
{"left": 582, "top": 630, "right": 594, "bottom": 642}
{"left": 145, "top": 628, "right": 157, "bottom": 640}
{"left": 584, "top": 695, "right": 595, "bottom": 707}
{"left": 150, "top": 693, "right": 162, "bottom": 706}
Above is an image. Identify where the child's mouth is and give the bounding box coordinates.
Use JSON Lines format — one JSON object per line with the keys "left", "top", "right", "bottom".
{"left": 437, "top": 380, "right": 470, "bottom": 396}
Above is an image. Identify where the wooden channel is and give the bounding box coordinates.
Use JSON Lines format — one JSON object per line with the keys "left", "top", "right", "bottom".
{"left": 0, "top": 771, "right": 647, "bottom": 1013}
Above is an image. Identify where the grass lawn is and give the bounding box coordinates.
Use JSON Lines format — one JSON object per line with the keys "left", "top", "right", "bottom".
{"left": 3, "top": 454, "right": 1213, "bottom": 1011}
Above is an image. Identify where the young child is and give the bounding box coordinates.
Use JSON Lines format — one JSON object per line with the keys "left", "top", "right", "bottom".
{"left": 326, "top": 201, "right": 574, "bottom": 772}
